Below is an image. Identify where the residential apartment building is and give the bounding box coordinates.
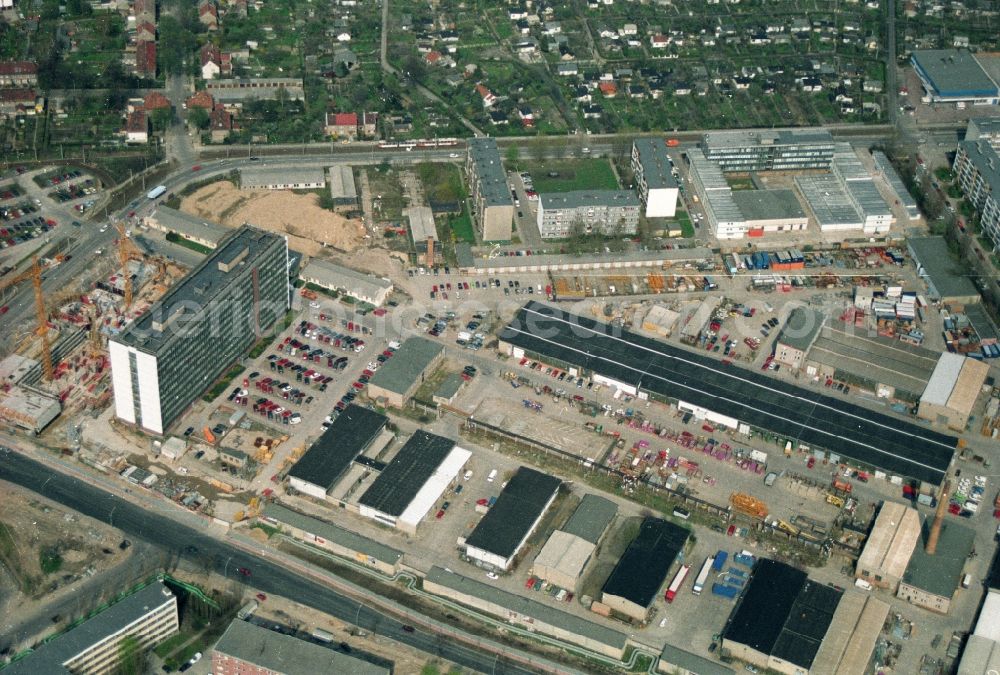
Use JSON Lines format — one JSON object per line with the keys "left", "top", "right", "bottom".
{"left": 0, "top": 61, "right": 38, "bottom": 87}
{"left": 701, "top": 128, "right": 835, "bottom": 172}
{"left": 466, "top": 137, "right": 514, "bottom": 241}
{"left": 4, "top": 582, "right": 178, "bottom": 675}
{"left": 631, "top": 138, "right": 678, "bottom": 218}
{"left": 966, "top": 118, "right": 1000, "bottom": 152}
{"left": 536, "top": 190, "right": 640, "bottom": 239}
{"left": 110, "top": 226, "right": 289, "bottom": 435}
{"left": 954, "top": 139, "right": 1000, "bottom": 251}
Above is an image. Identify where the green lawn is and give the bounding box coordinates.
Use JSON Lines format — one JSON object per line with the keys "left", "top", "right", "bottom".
{"left": 676, "top": 211, "right": 695, "bottom": 238}
{"left": 166, "top": 231, "right": 213, "bottom": 255}
{"left": 521, "top": 158, "right": 619, "bottom": 193}
{"left": 202, "top": 364, "right": 245, "bottom": 402}
{"left": 449, "top": 206, "right": 476, "bottom": 243}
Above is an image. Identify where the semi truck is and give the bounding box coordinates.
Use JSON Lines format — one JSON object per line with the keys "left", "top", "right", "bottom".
{"left": 692, "top": 556, "right": 714, "bottom": 595}
{"left": 665, "top": 564, "right": 691, "bottom": 603}
{"left": 147, "top": 185, "right": 167, "bottom": 200}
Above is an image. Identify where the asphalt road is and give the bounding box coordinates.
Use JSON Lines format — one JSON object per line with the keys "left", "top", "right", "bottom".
{"left": 0, "top": 450, "right": 544, "bottom": 675}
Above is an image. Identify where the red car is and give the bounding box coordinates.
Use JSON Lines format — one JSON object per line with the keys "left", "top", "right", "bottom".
{"left": 352, "top": 381, "right": 364, "bottom": 390}
{"left": 435, "top": 509, "right": 445, "bottom": 519}
{"left": 192, "top": 165, "right": 202, "bottom": 171}
{"left": 525, "top": 576, "right": 537, "bottom": 589}
{"left": 256, "top": 592, "right": 267, "bottom": 601}
{"left": 806, "top": 456, "right": 816, "bottom": 469}
{"left": 0, "top": 306, "right": 8, "bottom": 315}
{"left": 236, "top": 567, "right": 252, "bottom": 577}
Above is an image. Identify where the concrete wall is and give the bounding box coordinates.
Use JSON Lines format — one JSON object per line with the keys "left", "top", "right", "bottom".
{"left": 289, "top": 476, "right": 329, "bottom": 501}
{"left": 897, "top": 581, "right": 952, "bottom": 614}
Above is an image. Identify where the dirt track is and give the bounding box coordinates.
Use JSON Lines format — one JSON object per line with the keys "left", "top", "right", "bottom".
{"left": 180, "top": 181, "right": 366, "bottom": 256}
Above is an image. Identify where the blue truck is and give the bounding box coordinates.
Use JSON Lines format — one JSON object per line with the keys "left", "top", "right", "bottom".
{"left": 712, "top": 583, "right": 740, "bottom": 599}
{"left": 712, "top": 551, "right": 728, "bottom": 571}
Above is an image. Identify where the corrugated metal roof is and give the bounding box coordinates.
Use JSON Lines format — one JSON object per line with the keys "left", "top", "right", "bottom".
{"left": 795, "top": 175, "right": 862, "bottom": 227}
{"left": 561, "top": 493, "right": 617, "bottom": 544}
{"left": 945, "top": 357, "right": 991, "bottom": 416}
{"left": 921, "top": 353, "right": 966, "bottom": 406}
{"left": 975, "top": 593, "right": 1000, "bottom": 641}
{"left": 856, "top": 501, "right": 920, "bottom": 583}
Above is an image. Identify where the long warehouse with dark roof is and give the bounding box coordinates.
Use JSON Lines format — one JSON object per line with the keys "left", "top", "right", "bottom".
{"left": 600, "top": 517, "right": 688, "bottom": 622}
{"left": 464, "top": 467, "right": 561, "bottom": 571}
{"left": 357, "top": 430, "right": 471, "bottom": 535}
{"left": 499, "top": 302, "right": 957, "bottom": 485}
{"left": 287, "top": 404, "right": 388, "bottom": 499}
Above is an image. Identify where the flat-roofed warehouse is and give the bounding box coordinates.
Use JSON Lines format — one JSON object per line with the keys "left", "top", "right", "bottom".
{"left": 722, "top": 559, "right": 843, "bottom": 675}
{"left": 907, "top": 237, "right": 982, "bottom": 305}
{"left": 911, "top": 49, "right": 1000, "bottom": 105}
{"left": 600, "top": 516, "right": 688, "bottom": 622}
{"left": 299, "top": 258, "right": 393, "bottom": 306}
{"left": 531, "top": 494, "right": 616, "bottom": 590}
{"left": 658, "top": 645, "right": 734, "bottom": 675}
{"left": 260, "top": 503, "right": 403, "bottom": 575}
{"left": 957, "top": 592, "right": 1000, "bottom": 674}
{"left": 499, "top": 301, "right": 957, "bottom": 485}
{"left": 918, "top": 352, "right": 991, "bottom": 430}
{"left": 0, "top": 384, "right": 61, "bottom": 434}
{"left": 357, "top": 430, "right": 471, "bottom": 535}
{"left": 463, "top": 466, "right": 561, "bottom": 570}
{"left": 640, "top": 305, "right": 680, "bottom": 338}
{"left": 805, "top": 321, "right": 941, "bottom": 401}
{"left": 731, "top": 189, "right": 808, "bottom": 234}
{"left": 240, "top": 165, "right": 326, "bottom": 190}
{"left": 327, "top": 164, "right": 358, "bottom": 210}
{"left": 423, "top": 566, "right": 629, "bottom": 659}
{"left": 287, "top": 404, "right": 389, "bottom": 499}
{"left": 366, "top": 337, "right": 444, "bottom": 407}
{"left": 146, "top": 206, "right": 227, "bottom": 249}
{"left": 794, "top": 175, "right": 863, "bottom": 232}
{"left": 855, "top": 501, "right": 920, "bottom": 591}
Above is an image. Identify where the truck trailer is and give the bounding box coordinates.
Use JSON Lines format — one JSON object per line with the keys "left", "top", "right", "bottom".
{"left": 147, "top": 185, "right": 167, "bottom": 200}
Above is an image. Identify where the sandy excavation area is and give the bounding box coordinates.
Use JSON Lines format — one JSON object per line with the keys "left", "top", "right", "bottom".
{"left": 180, "top": 181, "right": 366, "bottom": 256}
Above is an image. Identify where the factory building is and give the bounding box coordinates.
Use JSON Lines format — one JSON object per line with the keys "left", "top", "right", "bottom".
{"left": 286, "top": 404, "right": 389, "bottom": 500}
{"left": 600, "top": 517, "right": 688, "bottom": 622}
{"left": 405, "top": 205, "right": 438, "bottom": 266}
{"left": 327, "top": 164, "right": 359, "bottom": 211}
{"left": 357, "top": 430, "right": 471, "bottom": 535}
{"left": 366, "top": 337, "right": 444, "bottom": 408}
{"left": 831, "top": 145, "right": 893, "bottom": 234}
{"left": 773, "top": 307, "right": 826, "bottom": 369}
{"left": 730, "top": 189, "right": 808, "bottom": 235}
{"left": 688, "top": 154, "right": 746, "bottom": 239}
{"left": 897, "top": 515, "right": 975, "bottom": 614}
{"left": 657, "top": 645, "right": 734, "bottom": 675}
{"left": 954, "top": 140, "right": 1000, "bottom": 251}
{"left": 463, "top": 467, "right": 561, "bottom": 571}
{"left": 958, "top": 551, "right": 1000, "bottom": 674}
{"left": 640, "top": 305, "right": 680, "bottom": 338}
{"left": 466, "top": 137, "right": 514, "bottom": 241}
{"left": 907, "top": 237, "right": 983, "bottom": 305}
{"left": 701, "top": 129, "right": 835, "bottom": 172}
{"left": 918, "top": 352, "right": 991, "bottom": 430}
{"left": 855, "top": 501, "right": 921, "bottom": 591}
{"left": 4, "top": 582, "right": 179, "bottom": 675}
{"left": 536, "top": 190, "right": 640, "bottom": 239}
{"left": 145, "top": 206, "right": 227, "bottom": 249}
{"left": 500, "top": 301, "right": 958, "bottom": 486}
{"left": 531, "top": 494, "right": 616, "bottom": 591}
{"left": 110, "top": 226, "right": 289, "bottom": 435}
{"left": 212, "top": 619, "right": 389, "bottom": 674}
{"left": 910, "top": 49, "right": 1000, "bottom": 105}
{"left": 631, "top": 138, "right": 678, "bottom": 218}
{"left": 240, "top": 166, "right": 326, "bottom": 190}
{"left": 298, "top": 258, "right": 393, "bottom": 306}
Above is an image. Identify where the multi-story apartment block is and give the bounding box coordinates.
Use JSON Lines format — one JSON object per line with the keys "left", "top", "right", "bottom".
{"left": 109, "top": 225, "right": 289, "bottom": 435}
{"left": 536, "top": 190, "right": 640, "bottom": 239}
{"left": 965, "top": 118, "right": 1000, "bottom": 152}
{"left": 5, "top": 582, "right": 178, "bottom": 675}
{"left": 954, "top": 140, "right": 1000, "bottom": 251}
{"left": 0, "top": 61, "right": 38, "bottom": 87}
{"left": 631, "top": 138, "right": 678, "bottom": 218}
{"left": 466, "top": 137, "right": 514, "bottom": 241}
{"left": 702, "top": 128, "right": 835, "bottom": 172}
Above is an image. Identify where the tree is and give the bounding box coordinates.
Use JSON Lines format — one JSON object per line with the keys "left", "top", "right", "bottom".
{"left": 188, "top": 107, "right": 210, "bottom": 130}
{"left": 150, "top": 107, "right": 174, "bottom": 132}
{"left": 115, "top": 635, "right": 148, "bottom": 675}
{"left": 505, "top": 145, "right": 520, "bottom": 170}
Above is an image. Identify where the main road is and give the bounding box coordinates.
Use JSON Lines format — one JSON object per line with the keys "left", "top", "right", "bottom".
{"left": 0, "top": 449, "right": 561, "bottom": 674}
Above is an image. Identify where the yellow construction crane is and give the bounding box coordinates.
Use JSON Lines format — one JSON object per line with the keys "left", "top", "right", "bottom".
{"left": 113, "top": 221, "right": 145, "bottom": 309}
{"left": 0, "top": 256, "right": 53, "bottom": 380}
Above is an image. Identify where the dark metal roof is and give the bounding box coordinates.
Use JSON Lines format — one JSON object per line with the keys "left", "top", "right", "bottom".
{"left": 358, "top": 430, "right": 454, "bottom": 516}
{"left": 601, "top": 517, "right": 688, "bottom": 609}
{"left": 287, "top": 405, "right": 387, "bottom": 490}
{"left": 464, "top": 467, "right": 561, "bottom": 559}
{"left": 501, "top": 302, "right": 957, "bottom": 485}
{"left": 724, "top": 559, "right": 841, "bottom": 669}
{"left": 561, "top": 494, "right": 617, "bottom": 545}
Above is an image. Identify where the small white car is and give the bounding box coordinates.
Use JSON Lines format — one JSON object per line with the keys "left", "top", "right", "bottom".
{"left": 463, "top": 470, "right": 473, "bottom": 481}
{"left": 309, "top": 301, "right": 320, "bottom": 308}
{"left": 486, "top": 571, "right": 499, "bottom": 580}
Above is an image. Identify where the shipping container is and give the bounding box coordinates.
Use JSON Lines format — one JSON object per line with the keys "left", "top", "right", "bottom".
{"left": 713, "top": 551, "right": 728, "bottom": 571}
{"left": 711, "top": 583, "right": 740, "bottom": 599}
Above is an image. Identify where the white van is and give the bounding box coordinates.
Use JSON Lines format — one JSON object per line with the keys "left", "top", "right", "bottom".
{"left": 487, "top": 469, "right": 498, "bottom": 483}
{"left": 854, "top": 578, "right": 873, "bottom": 591}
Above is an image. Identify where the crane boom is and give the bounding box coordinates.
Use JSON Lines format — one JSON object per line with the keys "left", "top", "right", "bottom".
{"left": 0, "top": 257, "right": 54, "bottom": 380}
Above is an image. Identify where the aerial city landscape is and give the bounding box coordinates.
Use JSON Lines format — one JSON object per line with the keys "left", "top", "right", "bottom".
{"left": 2, "top": 0, "right": 1000, "bottom": 673}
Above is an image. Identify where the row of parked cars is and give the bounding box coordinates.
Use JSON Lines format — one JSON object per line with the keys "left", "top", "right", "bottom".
{"left": 1, "top": 200, "right": 38, "bottom": 222}
{"left": 0, "top": 184, "right": 22, "bottom": 201}
{"left": 38, "top": 168, "right": 84, "bottom": 186}
{"left": 297, "top": 319, "right": 367, "bottom": 352}
{"left": 48, "top": 178, "right": 97, "bottom": 202}
{"left": 0, "top": 215, "right": 57, "bottom": 248}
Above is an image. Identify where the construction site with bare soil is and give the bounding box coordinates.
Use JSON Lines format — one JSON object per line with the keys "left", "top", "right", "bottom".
{"left": 179, "top": 180, "right": 366, "bottom": 256}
